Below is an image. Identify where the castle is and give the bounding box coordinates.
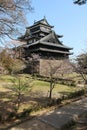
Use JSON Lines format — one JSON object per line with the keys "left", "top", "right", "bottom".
{"left": 18, "top": 17, "right": 72, "bottom": 75}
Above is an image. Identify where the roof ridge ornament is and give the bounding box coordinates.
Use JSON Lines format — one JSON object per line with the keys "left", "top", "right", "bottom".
{"left": 44, "top": 16, "right": 46, "bottom": 20}
{"left": 34, "top": 20, "right": 36, "bottom": 24}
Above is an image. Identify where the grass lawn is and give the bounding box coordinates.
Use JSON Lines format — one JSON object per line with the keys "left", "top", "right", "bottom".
{"left": 0, "top": 74, "right": 78, "bottom": 101}
{"left": 0, "top": 74, "right": 83, "bottom": 114}
{"left": 0, "top": 74, "right": 79, "bottom": 97}
{"left": 32, "top": 80, "right": 77, "bottom": 98}
{"left": 0, "top": 73, "right": 86, "bottom": 129}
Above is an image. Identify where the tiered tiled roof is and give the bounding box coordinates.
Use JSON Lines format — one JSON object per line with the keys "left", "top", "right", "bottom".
{"left": 19, "top": 17, "right": 73, "bottom": 57}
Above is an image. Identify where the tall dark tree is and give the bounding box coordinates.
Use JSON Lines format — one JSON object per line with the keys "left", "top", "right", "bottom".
{"left": 74, "top": 0, "right": 87, "bottom": 5}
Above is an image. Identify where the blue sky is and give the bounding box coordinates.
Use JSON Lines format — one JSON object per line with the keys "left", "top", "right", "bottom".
{"left": 26, "top": 0, "right": 87, "bottom": 58}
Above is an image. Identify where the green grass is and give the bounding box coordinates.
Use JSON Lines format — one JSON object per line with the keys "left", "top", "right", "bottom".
{"left": 30, "top": 79, "right": 77, "bottom": 98}
{"left": 0, "top": 74, "right": 82, "bottom": 102}
{"left": 0, "top": 74, "right": 85, "bottom": 117}
{"left": 0, "top": 74, "right": 77, "bottom": 94}
{"left": 0, "top": 75, "right": 15, "bottom": 82}
{"left": 63, "top": 72, "right": 83, "bottom": 82}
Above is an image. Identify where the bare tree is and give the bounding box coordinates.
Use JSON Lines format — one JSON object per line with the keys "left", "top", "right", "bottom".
{"left": 11, "top": 75, "right": 33, "bottom": 110}
{"left": 25, "top": 53, "right": 40, "bottom": 75}
{"left": 0, "top": 0, "right": 33, "bottom": 43}
{"left": 42, "top": 58, "right": 74, "bottom": 100}
{"left": 73, "top": 52, "right": 87, "bottom": 86}
{"left": 47, "top": 61, "right": 61, "bottom": 100}
{"left": 0, "top": 48, "right": 26, "bottom": 74}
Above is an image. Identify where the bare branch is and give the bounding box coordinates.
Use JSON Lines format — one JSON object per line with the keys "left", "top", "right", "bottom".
{"left": 0, "top": 0, "right": 33, "bottom": 43}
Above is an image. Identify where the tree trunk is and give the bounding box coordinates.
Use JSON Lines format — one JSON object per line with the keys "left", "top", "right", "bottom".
{"left": 49, "top": 88, "right": 52, "bottom": 100}
{"left": 17, "top": 92, "right": 21, "bottom": 110}
{"left": 49, "top": 81, "right": 53, "bottom": 100}
{"left": 17, "top": 79, "right": 21, "bottom": 110}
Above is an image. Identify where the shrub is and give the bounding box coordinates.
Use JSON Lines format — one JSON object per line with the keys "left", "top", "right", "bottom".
{"left": 21, "top": 108, "right": 32, "bottom": 117}
{"left": 68, "top": 89, "right": 85, "bottom": 99}
{"left": 8, "top": 112, "right": 16, "bottom": 120}
{"left": 59, "top": 80, "right": 76, "bottom": 87}
{"left": 56, "top": 98, "right": 62, "bottom": 104}
{"left": 16, "top": 108, "right": 32, "bottom": 119}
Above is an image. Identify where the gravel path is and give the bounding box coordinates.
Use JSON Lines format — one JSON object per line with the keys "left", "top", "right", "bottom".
{"left": 8, "top": 97, "right": 87, "bottom": 130}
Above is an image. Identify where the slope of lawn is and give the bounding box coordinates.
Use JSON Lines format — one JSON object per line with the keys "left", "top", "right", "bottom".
{"left": 32, "top": 80, "right": 77, "bottom": 98}
{"left": 0, "top": 74, "right": 78, "bottom": 97}
{"left": 0, "top": 74, "right": 81, "bottom": 113}
{"left": 0, "top": 73, "right": 86, "bottom": 127}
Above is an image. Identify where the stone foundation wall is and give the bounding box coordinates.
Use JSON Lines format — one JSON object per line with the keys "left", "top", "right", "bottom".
{"left": 23, "top": 58, "right": 73, "bottom": 77}
{"left": 23, "top": 61, "right": 39, "bottom": 74}
{"left": 39, "top": 59, "right": 63, "bottom": 77}
{"left": 39, "top": 58, "right": 73, "bottom": 77}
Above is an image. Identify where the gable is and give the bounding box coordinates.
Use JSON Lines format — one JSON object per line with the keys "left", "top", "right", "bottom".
{"left": 40, "top": 19, "right": 50, "bottom": 26}
{"left": 34, "top": 18, "right": 53, "bottom": 28}
{"left": 41, "top": 19, "right": 48, "bottom": 25}
{"left": 40, "top": 31, "right": 62, "bottom": 45}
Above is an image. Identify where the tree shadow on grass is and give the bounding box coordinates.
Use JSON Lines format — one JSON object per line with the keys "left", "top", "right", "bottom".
{"left": 0, "top": 91, "right": 16, "bottom": 118}
{"left": 59, "top": 91, "right": 71, "bottom": 96}
{"left": 0, "top": 91, "right": 34, "bottom": 129}
{"left": 0, "top": 90, "right": 50, "bottom": 129}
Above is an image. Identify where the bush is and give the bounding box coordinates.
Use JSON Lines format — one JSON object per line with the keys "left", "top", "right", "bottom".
{"left": 8, "top": 112, "right": 16, "bottom": 120}
{"left": 21, "top": 108, "right": 32, "bottom": 117}
{"left": 68, "top": 89, "right": 85, "bottom": 99}
{"left": 17, "top": 108, "right": 32, "bottom": 118}
{"left": 47, "top": 99, "right": 56, "bottom": 106}
{"left": 60, "top": 80, "right": 76, "bottom": 87}
{"left": 56, "top": 98, "right": 62, "bottom": 104}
